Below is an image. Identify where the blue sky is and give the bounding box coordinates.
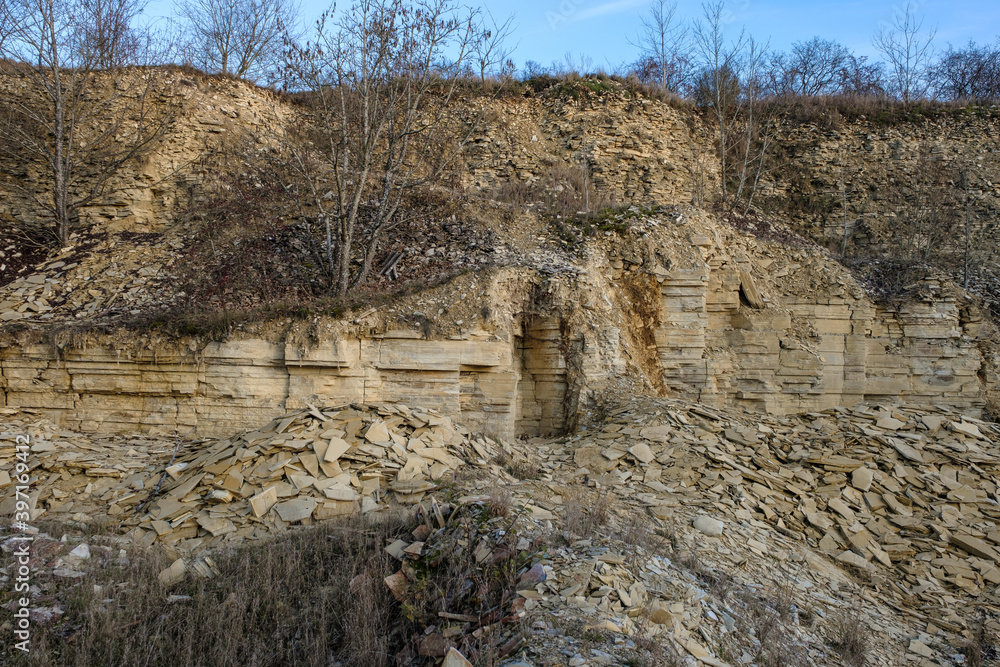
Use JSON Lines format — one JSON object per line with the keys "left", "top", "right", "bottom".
{"left": 150, "top": 0, "right": 1000, "bottom": 72}
{"left": 491, "top": 0, "right": 1000, "bottom": 70}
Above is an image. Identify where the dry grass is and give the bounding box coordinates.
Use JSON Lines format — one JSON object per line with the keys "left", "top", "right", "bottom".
{"left": 961, "top": 612, "right": 996, "bottom": 667}
{"left": 487, "top": 483, "right": 514, "bottom": 518}
{"left": 626, "top": 633, "right": 683, "bottom": 667}
{"left": 828, "top": 608, "right": 870, "bottom": 667}
{"left": 493, "top": 450, "right": 541, "bottom": 481}
{"left": 1, "top": 514, "right": 414, "bottom": 667}
{"left": 764, "top": 94, "right": 998, "bottom": 130}
{"left": 617, "top": 512, "right": 660, "bottom": 551}
{"left": 396, "top": 501, "right": 535, "bottom": 665}
{"left": 3, "top": 504, "right": 542, "bottom": 667}
{"left": 563, "top": 487, "right": 612, "bottom": 538}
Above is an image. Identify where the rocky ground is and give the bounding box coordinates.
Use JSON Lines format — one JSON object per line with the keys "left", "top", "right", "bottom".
{"left": 1, "top": 397, "right": 998, "bottom": 666}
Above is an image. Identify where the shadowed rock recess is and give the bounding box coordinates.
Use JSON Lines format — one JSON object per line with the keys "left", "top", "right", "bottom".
{"left": 0, "top": 75, "right": 999, "bottom": 666}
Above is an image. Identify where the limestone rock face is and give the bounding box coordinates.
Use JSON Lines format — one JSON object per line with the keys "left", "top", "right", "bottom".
{"left": 0, "top": 212, "right": 993, "bottom": 438}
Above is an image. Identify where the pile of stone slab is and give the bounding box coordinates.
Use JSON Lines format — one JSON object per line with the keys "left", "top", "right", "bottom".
{"left": 0, "top": 408, "right": 175, "bottom": 523}
{"left": 559, "top": 399, "right": 1000, "bottom": 632}
{"left": 123, "top": 403, "right": 495, "bottom": 554}
{"left": 0, "top": 404, "right": 496, "bottom": 556}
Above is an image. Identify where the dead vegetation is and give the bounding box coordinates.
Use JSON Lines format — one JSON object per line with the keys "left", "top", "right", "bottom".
{"left": 390, "top": 500, "right": 538, "bottom": 665}
{"left": 829, "top": 608, "right": 871, "bottom": 667}
{"left": 1, "top": 514, "right": 415, "bottom": 667}
{"left": 961, "top": 611, "right": 997, "bottom": 667}
{"left": 563, "top": 487, "right": 612, "bottom": 539}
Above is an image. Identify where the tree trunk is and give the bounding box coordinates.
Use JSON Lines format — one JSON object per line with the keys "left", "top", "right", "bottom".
{"left": 53, "top": 96, "right": 70, "bottom": 246}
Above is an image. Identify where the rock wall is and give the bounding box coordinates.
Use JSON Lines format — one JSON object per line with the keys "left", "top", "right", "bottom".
{"left": 762, "top": 111, "right": 1000, "bottom": 253}
{"left": 2, "top": 213, "right": 991, "bottom": 438}
{"left": 461, "top": 94, "right": 705, "bottom": 206}
{"left": 0, "top": 331, "right": 524, "bottom": 438}
{"left": 0, "top": 71, "right": 290, "bottom": 236}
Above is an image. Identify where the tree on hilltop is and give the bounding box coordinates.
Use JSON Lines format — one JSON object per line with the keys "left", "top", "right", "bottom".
{"left": 873, "top": 1, "right": 936, "bottom": 103}
{"left": 0, "top": 0, "right": 174, "bottom": 246}
{"left": 280, "top": 0, "right": 502, "bottom": 298}
{"left": 175, "top": 0, "right": 301, "bottom": 84}
{"left": 630, "top": 0, "right": 691, "bottom": 93}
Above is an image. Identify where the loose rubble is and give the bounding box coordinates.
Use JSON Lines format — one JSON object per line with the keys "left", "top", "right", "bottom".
{"left": 490, "top": 397, "right": 1000, "bottom": 666}
{"left": 119, "top": 403, "right": 496, "bottom": 556}
{"left": 2, "top": 398, "right": 1000, "bottom": 666}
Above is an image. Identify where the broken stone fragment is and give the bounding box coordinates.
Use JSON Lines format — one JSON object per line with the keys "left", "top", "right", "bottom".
{"left": 517, "top": 563, "right": 547, "bottom": 587}
{"left": 573, "top": 446, "right": 616, "bottom": 473}
{"left": 418, "top": 633, "right": 450, "bottom": 658}
{"left": 324, "top": 437, "right": 351, "bottom": 462}
{"left": 950, "top": 534, "right": 1000, "bottom": 562}
{"left": 249, "top": 487, "right": 278, "bottom": 518}
{"left": 384, "top": 571, "right": 407, "bottom": 601}
{"left": 628, "top": 443, "right": 655, "bottom": 464}
{"left": 836, "top": 550, "right": 872, "bottom": 570}
{"left": 851, "top": 467, "right": 874, "bottom": 492}
{"left": 67, "top": 544, "right": 90, "bottom": 560}
{"left": 158, "top": 558, "right": 186, "bottom": 587}
{"left": 951, "top": 421, "right": 982, "bottom": 438}
{"left": 364, "top": 421, "right": 391, "bottom": 444}
{"left": 441, "top": 648, "right": 473, "bottom": 667}
{"left": 398, "top": 456, "right": 429, "bottom": 481}
{"left": 274, "top": 497, "right": 318, "bottom": 522}
{"left": 693, "top": 515, "right": 723, "bottom": 536}
{"left": 647, "top": 604, "right": 676, "bottom": 625}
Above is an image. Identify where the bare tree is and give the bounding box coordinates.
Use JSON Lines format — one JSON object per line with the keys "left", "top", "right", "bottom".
{"left": 930, "top": 40, "right": 1000, "bottom": 101}
{"left": 629, "top": 0, "right": 690, "bottom": 93}
{"left": 731, "top": 36, "right": 775, "bottom": 214}
{"left": 692, "top": 0, "right": 745, "bottom": 206}
{"left": 837, "top": 53, "right": 888, "bottom": 97}
{"left": 77, "top": 0, "right": 149, "bottom": 67}
{"left": 0, "top": 0, "right": 173, "bottom": 245}
{"left": 176, "top": 0, "right": 299, "bottom": 83}
{"left": 872, "top": 2, "right": 935, "bottom": 102}
{"left": 774, "top": 37, "right": 851, "bottom": 96}
{"left": 282, "top": 0, "right": 493, "bottom": 298}
{"left": 472, "top": 8, "right": 516, "bottom": 82}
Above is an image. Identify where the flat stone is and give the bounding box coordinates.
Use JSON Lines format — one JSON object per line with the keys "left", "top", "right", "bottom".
{"left": 891, "top": 440, "right": 923, "bottom": 463}
{"left": 67, "top": 544, "right": 90, "bottom": 560}
{"left": 319, "top": 482, "right": 359, "bottom": 501}
{"left": 628, "top": 443, "right": 655, "bottom": 464}
{"left": 951, "top": 421, "right": 982, "bottom": 438}
{"left": 908, "top": 639, "right": 934, "bottom": 658}
{"left": 324, "top": 437, "right": 351, "bottom": 462}
{"left": 851, "top": 467, "right": 874, "bottom": 492}
{"left": 836, "top": 550, "right": 872, "bottom": 570}
{"left": 876, "top": 416, "right": 906, "bottom": 431}
{"left": 365, "top": 421, "right": 390, "bottom": 443}
{"left": 441, "top": 648, "right": 474, "bottom": 667}
{"left": 384, "top": 571, "right": 407, "bottom": 601}
{"left": 951, "top": 534, "right": 1000, "bottom": 562}
{"left": 518, "top": 563, "right": 547, "bottom": 587}
{"left": 574, "top": 446, "right": 616, "bottom": 473}
{"left": 249, "top": 487, "right": 278, "bottom": 518}
{"left": 693, "top": 515, "right": 724, "bottom": 536}
{"left": 274, "top": 497, "right": 318, "bottom": 522}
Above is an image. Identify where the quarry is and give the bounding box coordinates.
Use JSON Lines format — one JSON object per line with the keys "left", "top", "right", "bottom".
{"left": 0, "top": 67, "right": 999, "bottom": 667}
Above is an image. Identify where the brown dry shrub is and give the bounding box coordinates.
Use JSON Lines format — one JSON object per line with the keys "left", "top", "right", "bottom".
{"left": 829, "top": 608, "right": 870, "bottom": 667}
